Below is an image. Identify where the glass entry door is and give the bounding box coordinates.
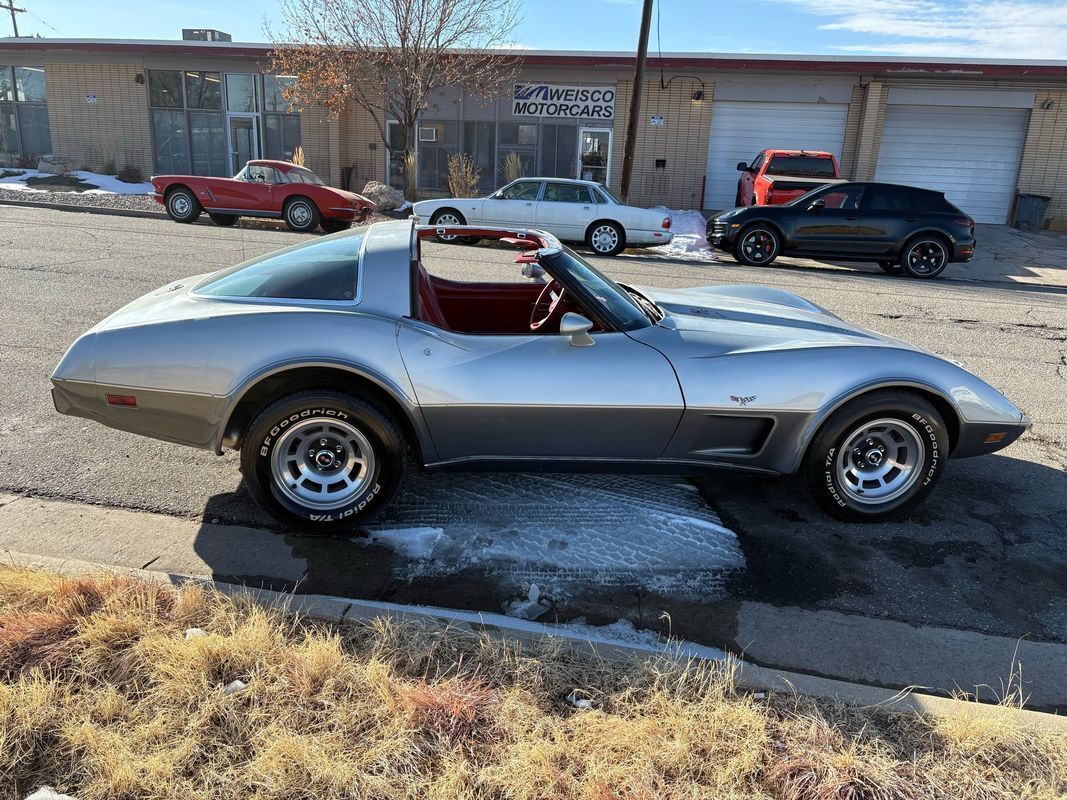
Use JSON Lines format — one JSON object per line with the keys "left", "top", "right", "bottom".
{"left": 229, "top": 115, "right": 259, "bottom": 175}
{"left": 579, "top": 128, "right": 611, "bottom": 184}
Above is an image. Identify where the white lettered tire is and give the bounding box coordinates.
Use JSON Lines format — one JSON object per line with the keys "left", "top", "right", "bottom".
{"left": 802, "top": 390, "right": 948, "bottom": 521}
{"left": 241, "top": 390, "right": 406, "bottom": 532}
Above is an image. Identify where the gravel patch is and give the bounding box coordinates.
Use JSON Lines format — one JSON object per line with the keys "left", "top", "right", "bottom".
{"left": 0, "top": 186, "right": 162, "bottom": 213}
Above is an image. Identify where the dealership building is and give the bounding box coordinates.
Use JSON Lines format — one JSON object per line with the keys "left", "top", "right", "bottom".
{"left": 2, "top": 36, "right": 1067, "bottom": 227}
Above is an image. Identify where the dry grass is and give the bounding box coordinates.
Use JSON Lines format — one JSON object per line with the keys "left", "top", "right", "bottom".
{"left": 0, "top": 566, "right": 1063, "bottom": 800}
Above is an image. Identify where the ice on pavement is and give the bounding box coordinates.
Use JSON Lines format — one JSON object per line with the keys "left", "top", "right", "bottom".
{"left": 359, "top": 472, "right": 743, "bottom": 600}
{"left": 561, "top": 617, "right": 727, "bottom": 661}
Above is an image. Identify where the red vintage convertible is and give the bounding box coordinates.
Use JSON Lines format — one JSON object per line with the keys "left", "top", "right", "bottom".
{"left": 152, "top": 160, "right": 375, "bottom": 233}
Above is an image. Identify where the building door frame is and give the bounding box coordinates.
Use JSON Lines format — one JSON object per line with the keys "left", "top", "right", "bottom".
{"left": 578, "top": 127, "right": 612, "bottom": 184}
{"left": 228, "top": 113, "right": 260, "bottom": 175}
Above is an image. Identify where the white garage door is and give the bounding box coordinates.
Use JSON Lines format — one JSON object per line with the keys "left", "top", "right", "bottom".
{"left": 703, "top": 101, "right": 848, "bottom": 210}
{"left": 875, "top": 105, "right": 1028, "bottom": 224}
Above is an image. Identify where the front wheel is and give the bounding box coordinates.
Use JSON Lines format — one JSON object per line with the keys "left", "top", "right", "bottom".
{"left": 240, "top": 391, "right": 406, "bottom": 532}
{"left": 802, "top": 390, "right": 948, "bottom": 522}
{"left": 900, "top": 236, "right": 949, "bottom": 279}
{"left": 734, "top": 224, "right": 780, "bottom": 266}
{"left": 586, "top": 221, "right": 625, "bottom": 256}
{"left": 429, "top": 208, "right": 466, "bottom": 243}
{"left": 283, "top": 197, "right": 321, "bottom": 233}
{"left": 165, "top": 188, "right": 201, "bottom": 223}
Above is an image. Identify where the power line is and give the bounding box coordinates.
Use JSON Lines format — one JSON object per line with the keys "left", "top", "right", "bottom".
{"left": 25, "top": 6, "right": 61, "bottom": 35}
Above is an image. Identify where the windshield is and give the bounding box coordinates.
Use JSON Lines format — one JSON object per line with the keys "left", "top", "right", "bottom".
{"left": 540, "top": 248, "right": 651, "bottom": 331}
{"left": 766, "top": 155, "right": 836, "bottom": 178}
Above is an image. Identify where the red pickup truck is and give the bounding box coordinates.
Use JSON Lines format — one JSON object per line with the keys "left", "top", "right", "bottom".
{"left": 735, "top": 149, "right": 844, "bottom": 207}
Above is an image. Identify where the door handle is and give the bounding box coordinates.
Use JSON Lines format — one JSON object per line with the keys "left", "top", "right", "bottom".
{"left": 905, "top": 216, "right": 920, "bottom": 222}
{"left": 583, "top": 205, "right": 590, "bottom": 210}
{"left": 525, "top": 202, "right": 533, "bottom": 206}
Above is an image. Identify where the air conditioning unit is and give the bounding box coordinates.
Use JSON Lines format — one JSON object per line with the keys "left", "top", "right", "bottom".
{"left": 418, "top": 126, "right": 438, "bottom": 143}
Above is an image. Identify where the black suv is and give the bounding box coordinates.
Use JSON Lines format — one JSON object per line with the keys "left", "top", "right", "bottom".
{"left": 708, "top": 182, "right": 976, "bottom": 279}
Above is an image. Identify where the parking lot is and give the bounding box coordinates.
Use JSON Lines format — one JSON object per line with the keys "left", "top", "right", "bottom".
{"left": 1, "top": 206, "right": 1066, "bottom": 698}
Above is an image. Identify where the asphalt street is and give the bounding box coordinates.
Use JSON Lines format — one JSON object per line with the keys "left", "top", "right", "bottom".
{"left": 1, "top": 206, "right": 1065, "bottom": 659}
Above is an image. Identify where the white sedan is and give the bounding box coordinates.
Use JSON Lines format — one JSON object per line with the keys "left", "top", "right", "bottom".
{"left": 412, "top": 177, "right": 673, "bottom": 256}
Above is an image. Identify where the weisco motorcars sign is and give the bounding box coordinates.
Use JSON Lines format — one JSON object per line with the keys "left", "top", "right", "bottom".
{"left": 512, "top": 84, "right": 615, "bottom": 119}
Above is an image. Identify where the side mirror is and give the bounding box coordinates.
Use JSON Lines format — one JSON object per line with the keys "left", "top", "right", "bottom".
{"left": 521, "top": 263, "right": 547, "bottom": 281}
{"left": 808, "top": 199, "right": 826, "bottom": 212}
{"left": 736, "top": 161, "right": 749, "bottom": 172}
{"left": 560, "top": 312, "right": 595, "bottom": 347}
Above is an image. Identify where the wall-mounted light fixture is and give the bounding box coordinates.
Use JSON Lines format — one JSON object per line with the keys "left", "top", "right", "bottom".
{"left": 692, "top": 90, "right": 704, "bottom": 102}
{"left": 1041, "top": 98, "right": 1055, "bottom": 110}
{"left": 134, "top": 73, "right": 145, "bottom": 84}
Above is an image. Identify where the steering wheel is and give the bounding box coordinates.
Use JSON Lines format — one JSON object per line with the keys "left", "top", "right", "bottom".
{"left": 530, "top": 279, "right": 566, "bottom": 331}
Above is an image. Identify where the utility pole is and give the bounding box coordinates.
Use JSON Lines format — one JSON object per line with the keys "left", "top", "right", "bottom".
{"left": 1, "top": 0, "right": 26, "bottom": 37}
{"left": 619, "top": 0, "right": 653, "bottom": 204}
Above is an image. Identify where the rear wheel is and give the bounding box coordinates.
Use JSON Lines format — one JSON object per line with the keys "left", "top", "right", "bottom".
{"left": 321, "top": 218, "right": 352, "bottom": 234}
{"left": 241, "top": 390, "right": 406, "bottom": 533}
{"left": 429, "top": 208, "right": 465, "bottom": 242}
{"left": 586, "top": 221, "right": 625, "bottom": 256}
{"left": 878, "top": 260, "right": 903, "bottom": 274}
{"left": 802, "top": 390, "right": 948, "bottom": 522}
{"left": 283, "top": 197, "right": 321, "bottom": 233}
{"left": 734, "top": 224, "right": 780, "bottom": 266}
{"left": 209, "top": 213, "right": 237, "bottom": 227}
{"left": 900, "top": 235, "right": 949, "bottom": 279}
{"left": 165, "top": 188, "right": 201, "bottom": 223}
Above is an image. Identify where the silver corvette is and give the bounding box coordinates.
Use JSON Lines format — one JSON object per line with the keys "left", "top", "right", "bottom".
{"left": 52, "top": 220, "right": 1029, "bottom": 530}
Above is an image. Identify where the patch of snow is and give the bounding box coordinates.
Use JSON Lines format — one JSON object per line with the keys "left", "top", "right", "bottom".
{"left": 559, "top": 617, "right": 728, "bottom": 661}
{"left": 396, "top": 200, "right": 413, "bottom": 213}
{"left": 504, "top": 582, "right": 551, "bottom": 620}
{"left": 0, "top": 169, "right": 152, "bottom": 195}
{"left": 564, "top": 690, "right": 594, "bottom": 710}
{"left": 356, "top": 473, "right": 743, "bottom": 601}
{"left": 643, "top": 206, "right": 718, "bottom": 263}
{"left": 24, "top": 789, "right": 78, "bottom": 800}
{"left": 184, "top": 627, "right": 207, "bottom": 640}
{"left": 222, "top": 679, "right": 248, "bottom": 696}
{"left": 366, "top": 527, "right": 445, "bottom": 560}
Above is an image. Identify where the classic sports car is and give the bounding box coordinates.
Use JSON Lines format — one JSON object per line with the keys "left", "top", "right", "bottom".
{"left": 152, "top": 160, "right": 375, "bottom": 233}
{"left": 51, "top": 220, "right": 1028, "bottom": 531}
{"left": 412, "top": 177, "right": 672, "bottom": 256}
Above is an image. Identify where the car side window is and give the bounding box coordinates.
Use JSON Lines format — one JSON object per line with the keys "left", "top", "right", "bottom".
{"left": 750, "top": 154, "right": 765, "bottom": 171}
{"left": 543, "top": 182, "right": 592, "bottom": 203}
{"left": 196, "top": 234, "right": 365, "bottom": 301}
{"left": 247, "top": 165, "right": 276, "bottom": 184}
{"left": 865, "top": 186, "right": 909, "bottom": 211}
{"left": 498, "top": 181, "right": 541, "bottom": 200}
{"left": 820, "top": 186, "right": 864, "bottom": 210}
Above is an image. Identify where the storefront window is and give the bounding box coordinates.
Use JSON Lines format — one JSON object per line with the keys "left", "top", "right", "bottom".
{"left": 463, "top": 121, "right": 496, "bottom": 192}
{"left": 0, "top": 69, "right": 12, "bottom": 102}
{"left": 226, "top": 74, "right": 258, "bottom": 113}
{"left": 263, "top": 75, "right": 296, "bottom": 112}
{"left": 538, "top": 123, "right": 577, "bottom": 179}
{"left": 417, "top": 121, "right": 459, "bottom": 190}
{"left": 14, "top": 67, "right": 46, "bottom": 102}
{"left": 16, "top": 104, "right": 50, "bottom": 154}
{"left": 151, "top": 109, "right": 190, "bottom": 174}
{"left": 148, "top": 70, "right": 183, "bottom": 108}
{"left": 264, "top": 114, "right": 300, "bottom": 161}
{"left": 183, "top": 71, "right": 222, "bottom": 110}
{"left": 0, "top": 104, "right": 16, "bottom": 155}
{"left": 189, "top": 110, "right": 227, "bottom": 175}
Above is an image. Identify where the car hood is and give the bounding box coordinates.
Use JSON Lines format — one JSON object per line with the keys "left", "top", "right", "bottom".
{"left": 638, "top": 284, "right": 920, "bottom": 357}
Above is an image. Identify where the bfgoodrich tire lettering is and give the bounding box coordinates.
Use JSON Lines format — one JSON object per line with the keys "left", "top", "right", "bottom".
{"left": 802, "top": 390, "right": 948, "bottom": 522}
{"left": 240, "top": 390, "right": 405, "bottom": 532}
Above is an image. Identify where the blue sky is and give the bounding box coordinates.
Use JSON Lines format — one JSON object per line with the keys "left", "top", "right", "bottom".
{"left": 6, "top": 0, "right": 1067, "bottom": 59}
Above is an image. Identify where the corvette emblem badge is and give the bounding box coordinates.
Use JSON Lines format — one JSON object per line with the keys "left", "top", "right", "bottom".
{"left": 730, "top": 394, "right": 757, "bottom": 406}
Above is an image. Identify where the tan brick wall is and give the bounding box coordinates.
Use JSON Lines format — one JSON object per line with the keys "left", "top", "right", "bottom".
{"left": 838, "top": 83, "right": 866, "bottom": 179}
{"left": 43, "top": 62, "right": 152, "bottom": 175}
{"left": 608, "top": 78, "right": 714, "bottom": 209}
{"left": 298, "top": 105, "right": 334, "bottom": 185}
{"left": 339, "top": 100, "right": 386, "bottom": 191}
{"left": 1017, "top": 90, "right": 1067, "bottom": 224}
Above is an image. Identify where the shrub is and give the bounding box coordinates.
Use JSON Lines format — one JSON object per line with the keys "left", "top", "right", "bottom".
{"left": 291, "top": 145, "right": 305, "bottom": 166}
{"left": 102, "top": 159, "right": 117, "bottom": 175}
{"left": 117, "top": 163, "right": 145, "bottom": 183}
{"left": 447, "top": 152, "right": 480, "bottom": 197}
{"left": 16, "top": 151, "right": 41, "bottom": 169}
{"left": 502, "top": 151, "right": 527, "bottom": 184}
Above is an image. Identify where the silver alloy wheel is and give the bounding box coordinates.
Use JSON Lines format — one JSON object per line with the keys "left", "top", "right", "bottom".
{"left": 170, "top": 193, "right": 191, "bottom": 217}
{"left": 741, "top": 228, "right": 776, "bottom": 263}
{"left": 835, "top": 417, "right": 925, "bottom": 505}
{"left": 270, "top": 417, "right": 376, "bottom": 511}
{"left": 433, "top": 212, "right": 462, "bottom": 241}
{"left": 590, "top": 224, "right": 620, "bottom": 254}
{"left": 288, "top": 201, "right": 313, "bottom": 228}
{"left": 906, "top": 240, "right": 947, "bottom": 275}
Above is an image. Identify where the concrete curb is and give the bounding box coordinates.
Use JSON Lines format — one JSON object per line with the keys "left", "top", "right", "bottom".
{"left": 0, "top": 197, "right": 164, "bottom": 220}
{"left": 4, "top": 548, "right": 1064, "bottom": 733}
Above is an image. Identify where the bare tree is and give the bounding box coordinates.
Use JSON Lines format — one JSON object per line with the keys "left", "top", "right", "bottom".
{"left": 269, "top": 0, "right": 522, "bottom": 200}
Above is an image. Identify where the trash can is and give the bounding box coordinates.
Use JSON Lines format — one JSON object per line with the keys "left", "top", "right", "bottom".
{"left": 1012, "top": 193, "right": 1050, "bottom": 231}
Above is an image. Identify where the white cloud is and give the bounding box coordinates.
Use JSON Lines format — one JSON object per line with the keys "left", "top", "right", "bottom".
{"left": 765, "top": 0, "right": 1067, "bottom": 58}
